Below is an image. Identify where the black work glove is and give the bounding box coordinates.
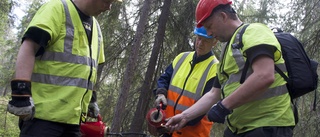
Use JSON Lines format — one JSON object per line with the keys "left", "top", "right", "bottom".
{"left": 88, "top": 91, "right": 99, "bottom": 118}
{"left": 7, "top": 79, "right": 35, "bottom": 121}
{"left": 207, "top": 100, "right": 232, "bottom": 123}
{"left": 154, "top": 88, "right": 168, "bottom": 110}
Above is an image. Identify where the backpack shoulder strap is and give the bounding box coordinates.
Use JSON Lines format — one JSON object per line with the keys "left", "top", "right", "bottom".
{"left": 233, "top": 24, "right": 250, "bottom": 84}
{"left": 232, "top": 24, "right": 250, "bottom": 49}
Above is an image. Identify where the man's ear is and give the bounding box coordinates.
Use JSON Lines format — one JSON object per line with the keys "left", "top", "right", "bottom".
{"left": 220, "top": 12, "right": 229, "bottom": 22}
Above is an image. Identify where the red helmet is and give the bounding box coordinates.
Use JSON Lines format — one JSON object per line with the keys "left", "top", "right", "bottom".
{"left": 196, "top": 0, "right": 232, "bottom": 28}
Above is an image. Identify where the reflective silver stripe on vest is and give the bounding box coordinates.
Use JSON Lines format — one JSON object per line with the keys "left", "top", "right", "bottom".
{"left": 168, "top": 52, "right": 218, "bottom": 111}
{"left": 225, "top": 63, "right": 287, "bottom": 85}
{"left": 40, "top": 51, "right": 94, "bottom": 66}
{"left": 195, "top": 58, "right": 217, "bottom": 100}
{"left": 167, "top": 99, "right": 189, "bottom": 112}
{"left": 255, "top": 84, "right": 288, "bottom": 100}
{"left": 32, "top": 73, "right": 93, "bottom": 89}
{"left": 169, "top": 85, "right": 198, "bottom": 100}
{"left": 63, "top": 0, "right": 74, "bottom": 54}
{"left": 32, "top": 0, "right": 101, "bottom": 90}
{"left": 171, "top": 52, "right": 189, "bottom": 79}
{"left": 95, "top": 19, "right": 102, "bottom": 62}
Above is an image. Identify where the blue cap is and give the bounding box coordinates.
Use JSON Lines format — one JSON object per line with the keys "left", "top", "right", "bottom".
{"left": 194, "top": 26, "right": 213, "bottom": 39}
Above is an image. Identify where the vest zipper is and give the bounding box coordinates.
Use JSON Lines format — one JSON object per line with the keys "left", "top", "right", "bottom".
{"left": 80, "top": 25, "right": 94, "bottom": 123}
{"left": 80, "top": 43, "right": 93, "bottom": 123}
{"left": 173, "top": 60, "right": 195, "bottom": 115}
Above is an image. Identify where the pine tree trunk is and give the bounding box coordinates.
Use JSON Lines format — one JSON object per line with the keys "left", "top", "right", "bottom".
{"left": 110, "top": 0, "right": 152, "bottom": 133}
{"left": 128, "top": 0, "right": 172, "bottom": 135}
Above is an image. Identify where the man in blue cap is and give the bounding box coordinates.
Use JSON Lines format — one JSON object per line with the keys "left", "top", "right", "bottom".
{"left": 152, "top": 26, "right": 219, "bottom": 137}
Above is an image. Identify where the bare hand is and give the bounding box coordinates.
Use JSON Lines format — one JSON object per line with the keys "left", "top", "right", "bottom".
{"left": 164, "top": 113, "right": 188, "bottom": 132}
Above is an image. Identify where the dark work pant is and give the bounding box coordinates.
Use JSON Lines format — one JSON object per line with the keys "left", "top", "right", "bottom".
{"left": 19, "top": 118, "right": 80, "bottom": 137}
{"left": 224, "top": 126, "right": 294, "bottom": 137}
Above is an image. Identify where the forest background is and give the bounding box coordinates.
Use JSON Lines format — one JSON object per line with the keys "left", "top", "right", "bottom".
{"left": 0, "top": 0, "right": 319, "bottom": 136}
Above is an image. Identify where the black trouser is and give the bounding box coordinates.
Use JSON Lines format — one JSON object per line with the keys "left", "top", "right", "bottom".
{"left": 19, "top": 118, "right": 80, "bottom": 137}
{"left": 224, "top": 126, "right": 294, "bottom": 137}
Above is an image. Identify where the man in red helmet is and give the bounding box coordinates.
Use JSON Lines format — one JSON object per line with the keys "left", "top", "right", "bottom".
{"left": 165, "top": 0, "right": 295, "bottom": 136}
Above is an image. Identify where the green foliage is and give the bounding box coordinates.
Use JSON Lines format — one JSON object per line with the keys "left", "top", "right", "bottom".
{"left": 0, "top": 0, "right": 16, "bottom": 95}
{"left": 0, "top": 97, "right": 20, "bottom": 137}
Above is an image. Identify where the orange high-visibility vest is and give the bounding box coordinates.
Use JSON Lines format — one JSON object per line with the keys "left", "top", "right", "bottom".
{"left": 165, "top": 52, "right": 218, "bottom": 137}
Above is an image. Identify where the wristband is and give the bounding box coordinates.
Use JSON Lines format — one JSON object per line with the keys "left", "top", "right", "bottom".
{"left": 11, "top": 79, "right": 32, "bottom": 96}
{"left": 217, "top": 101, "right": 232, "bottom": 115}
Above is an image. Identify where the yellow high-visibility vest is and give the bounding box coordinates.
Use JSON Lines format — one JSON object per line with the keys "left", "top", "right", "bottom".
{"left": 217, "top": 23, "right": 295, "bottom": 134}
{"left": 28, "top": 0, "right": 104, "bottom": 124}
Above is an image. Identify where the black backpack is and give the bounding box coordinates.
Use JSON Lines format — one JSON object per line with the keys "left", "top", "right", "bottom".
{"left": 235, "top": 24, "right": 319, "bottom": 100}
